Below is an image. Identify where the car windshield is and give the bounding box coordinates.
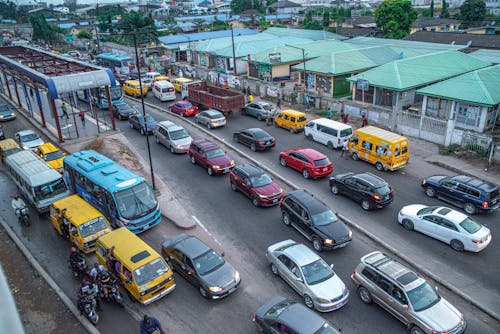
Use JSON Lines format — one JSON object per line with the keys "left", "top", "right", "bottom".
{"left": 209, "top": 113, "right": 224, "bottom": 120}
{"left": 254, "top": 131, "right": 270, "bottom": 139}
{"left": 45, "top": 150, "right": 63, "bottom": 161}
{"left": 78, "top": 216, "right": 108, "bottom": 238}
{"left": 487, "top": 190, "right": 499, "bottom": 200}
{"left": 34, "top": 178, "right": 68, "bottom": 201}
{"left": 314, "top": 158, "right": 330, "bottom": 166}
{"left": 170, "top": 129, "right": 189, "bottom": 140}
{"left": 407, "top": 282, "right": 441, "bottom": 312}
{"left": 145, "top": 116, "right": 155, "bottom": 124}
{"left": 134, "top": 258, "right": 169, "bottom": 286}
{"left": 182, "top": 103, "right": 194, "bottom": 109}
{"left": 265, "top": 300, "right": 295, "bottom": 318}
{"left": 250, "top": 173, "right": 272, "bottom": 187}
{"left": 262, "top": 104, "right": 272, "bottom": 111}
{"left": 311, "top": 210, "right": 338, "bottom": 226}
{"left": 109, "top": 86, "right": 123, "bottom": 100}
{"left": 193, "top": 250, "right": 225, "bottom": 275}
{"left": 459, "top": 217, "right": 482, "bottom": 234}
{"left": 118, "top": 105, "right": 132, "bottom": 112}
{"left": 298, "top": 116, "right": 307, "bottom": 122}
{"left": 417, "top": 206, "right": 439, "bottom": 216}
{"left": 21, "top": 133, "right": 39, "bottom": 142}
{"left": 340, "top": 128, "right": 353, "bottom": 137}
{"left": 301, "top": 259, "right": 334, "bottom": 285}
{"left": 0, "top": 104, "right": 10, "bottom": 111}
{"left": 114, "top": 181, "right": 158, "bottom": 220}
{"left": 205, "top": 148, "right": 225, "bottom": 159}
{"left": 374, "top": 185, "right": 391, "bottom": 195}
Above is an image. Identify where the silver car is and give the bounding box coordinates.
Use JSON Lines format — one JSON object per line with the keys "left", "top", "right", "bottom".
{"left": 266, "top": 239, "right": 349, "bottom": 312}
{"left": 351, "top": 251, "right": 465, "bottom": 334}
{"left": 195, "top": 109, "right": 226, "bottom": 129}
{"left": 154, "top": 120, "right": 192, "bottom": 154}
{"left": 241, "top": 101, "right": 276, "bottom": 121}
{"left": 15, "top": 130, "right": 44, "bottom": 150}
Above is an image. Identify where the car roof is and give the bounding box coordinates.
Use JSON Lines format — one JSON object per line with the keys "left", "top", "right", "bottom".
{"left": 354, "top": 172, "right": 388, "bottom": 187}
{"left": 280, "top": 243, "right": 319, "bottom": 266}
{"left": 203, "top": 109, "right": 223, "bottom": 116}
{"left": 286, "top": 190, "right": 329, "bottom": 215}
{"left": 296, "top": 148, "right": 326, "bottom": 159}
{"left": 254, "top": 101, "right": 270, "bottom": 106}
{"left": 245, "top": 128, "right": 269, "bottom": 135}
{"left": 158, "top": 120, "right": 183, "bottom": 131}
{"left": 163, "top": 233, "right": 211, "bottom": 259}
{"left": 311, "top": 118, "right": 352, "bottom": 130}
{"left": 434, "top": 207, "right": 468, "bottom": 222}
{"left": 17, "top": 130, "right": 37, "bottom": 136}
{"left": 279, "top": 109, "right": 305, "bottom": 117}
{"left": 451, "top": 175, "right": 498, "bottom": 192}
{"left": 277, "top": 302, "right": 325, "bottom": 333}
{"left": 236, "top": 163, "right": 265, "bottom": 177}
{"left": 192, "top": 138, "right": 219, "bottom": 151}
{"left": 37, "top": 142, "right": 59, "bottom": 153}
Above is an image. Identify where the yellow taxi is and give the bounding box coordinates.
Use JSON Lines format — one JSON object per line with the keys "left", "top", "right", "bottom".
{"left": 153, "top": 75, "right": 169, "bottom": 84}
{"left": 35, "top": 142, "right": 65, "bottom": 173}
{"left": 0, "top": 138, "right": 22, "bottom": 164}
{"left": 273, "top": 109, "right": 308, "bottom": 133}
{"left": 123, "top": 80, "right": 148, "bottom": 98}
{"left": 172, "top": 77, "right": 193, "bottom": 93}
{"left": 49, "top": 195, "right": 112, "bottom": 253}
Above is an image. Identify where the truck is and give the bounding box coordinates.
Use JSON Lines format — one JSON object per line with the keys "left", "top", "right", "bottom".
{"left": 188, "top": 82, "right": 245, "bottom": 116}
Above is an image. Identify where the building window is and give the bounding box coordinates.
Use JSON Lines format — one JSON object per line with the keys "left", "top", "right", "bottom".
{"left": 455, "top": 103, "right": 481, "bottom": 127}
{"left": 425, "top": 97, "right": 452, "bottom": 120}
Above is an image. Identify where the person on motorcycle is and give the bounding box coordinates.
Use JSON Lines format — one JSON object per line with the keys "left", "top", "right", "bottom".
{"left": 11, "top": 194, "right": 27, "bottom": 219}
{"left": 77, "top": 279, "right": 101, "bottom": 312}
{"left": 89, "top": 263, "right": 106, "bottom": 282}
{"left": 97, "top": 268, "right": 112, "bottom": 301}
{"left": 69, "top": 247, "right": 84, "bottom": 266}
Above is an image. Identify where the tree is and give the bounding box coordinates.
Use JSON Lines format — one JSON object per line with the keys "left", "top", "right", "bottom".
{"left": 375, "top": 0, "right": 417, "bottom": 39}
{"left": 429, "top": 0, "right": 434, "bottom": 18}
{"left": 323, "top": 11, "right": 331, "bottom": 27}
{"left": 119, "top": 10, "right": 158, "bottom": 46}
{"left": 460, "top": 0, "right": 486, "bottom": 23}
{"left": 77, "top": 30, "right": 92, "bottom": 39}
{"left": 29, "top": 15, "right": 57, "bottom": 44}
{"left": 230, "top": 0, "right": 264, "bottom": 14}
{"left": 441, "top": 0, "right": 450, "bottom": 18}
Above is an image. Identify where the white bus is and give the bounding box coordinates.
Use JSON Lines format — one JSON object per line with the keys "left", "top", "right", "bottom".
{"left": 6, "top": 150, "right": 71, "bottom": 214}
{"left": 153, "top": 81, "right": 176, "bottom": 102}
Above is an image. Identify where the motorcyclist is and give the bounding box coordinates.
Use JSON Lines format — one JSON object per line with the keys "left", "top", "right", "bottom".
{"left": 77, "top": 279, "right": 101, "bottom": 312}
{"left": 89, "top": 263, "right": 105, "bottom": 282}
{"left": 69, "top": 246, "right": 85, "bottom": 275}
{"left": 11, "top": 194, "right": 27, "bottom": 219}
{"left": 97, "top": 268, "right": 112, "bottom": 301}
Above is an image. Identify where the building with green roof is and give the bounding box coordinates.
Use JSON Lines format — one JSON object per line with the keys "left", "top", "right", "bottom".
{"left": 469, "top": 49, "right": 500, "bottom": 64}
{"left": 263, "top": 27, "right": 347, "bottom": 41}
{"left": 347, "top": 36, "right": 467, "bottom": 52}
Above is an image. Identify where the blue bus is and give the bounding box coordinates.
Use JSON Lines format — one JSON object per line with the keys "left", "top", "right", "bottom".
{"left": 63, "top": 150, "right": 162, "bottom": 234}
{"left": 96, "top": 53, "right": 134, "bottom": 75}
{"left": 78, "top": 84, "right": 124, "bottom": 109}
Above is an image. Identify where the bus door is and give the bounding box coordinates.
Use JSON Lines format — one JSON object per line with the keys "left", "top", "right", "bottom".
{"left": 104, "top": 192, "right": 118, "bottom": 227}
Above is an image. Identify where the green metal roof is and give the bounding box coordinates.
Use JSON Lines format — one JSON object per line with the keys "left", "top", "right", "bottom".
{"left": 292, "top": 45, "right": 425, "bottom": 76}
{"left": 469, "top": 49, "right": 500, "bottom": 64}
{"left": 195, "top": 32, "right": 278, "bottom": 53}
{"left": 213, "top": 37, "right": 313, "bottom": 58}
{"left": 347, "top": 36, "right": 467, "bottom": 52}
{"left": 264, "top": 27, "right": 347, "bottom": 41}
{"left": 416, "top": 64, "right": 500, "bottom": 107}
{"left": 347, "top": 51, "right": 491, "bottom": 91}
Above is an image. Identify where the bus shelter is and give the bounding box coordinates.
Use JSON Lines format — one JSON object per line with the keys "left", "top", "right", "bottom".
{"left": 0, "top": 46, "right": 118, "bottom": 142}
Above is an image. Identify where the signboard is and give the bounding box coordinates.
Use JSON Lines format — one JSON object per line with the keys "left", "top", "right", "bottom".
{"left": 269, "top": 53, "right": 281, "bottom": 64}
{"left": 356, "top": 79, "right": 369, "bottom": 91}
{"left": 65, "top": 34, "right": 74, "bottom": 42}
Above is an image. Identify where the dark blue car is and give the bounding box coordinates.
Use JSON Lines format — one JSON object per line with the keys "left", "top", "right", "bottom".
{"left": 422, "top": 174, "right": 499, "bottom": 214}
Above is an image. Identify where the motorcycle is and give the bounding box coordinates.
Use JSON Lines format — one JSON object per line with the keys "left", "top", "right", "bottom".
{"left": 70, "top": 257, "right": 88, "bottom": 279}
{"left": 79, "top": 295, "right": 99, "bottom": 325}
{"left": 100, "top": 278, "right": 124, "bottom": 307}
{"left": 16, "top": 207, "right": 30, "bottom": 227}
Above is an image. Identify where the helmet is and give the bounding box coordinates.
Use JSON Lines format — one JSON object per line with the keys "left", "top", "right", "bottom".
{"left": 70, "top": 247, "right": 77, "bottom": 253}
{"left": 13, "top": 194, "right": 19, "bottom": 199}
{"left": 99, "top": 270, "right": 110, "bottom": 283}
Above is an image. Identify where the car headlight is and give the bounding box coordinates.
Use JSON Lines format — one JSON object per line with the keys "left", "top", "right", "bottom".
{"left": 258, "top": 194, "right": 267, "bottom": 199}
{"left": 212, "top": 165, "right": 220, "bottom": 169}
{"left": 348, "top": 230, "right": 353, "bottom": 238}
{"left": 324, "top": 239, "right": 334, "bottom": 245}
{"left": 22, "top": 146, "right": 29, "bottom": 150}
{"left": 208, "top": 286, "right": 222, "bottom": 292}
{"left": 234, "top": 271, "right": 240, "bottom": 282}
{"left": 230, "top": 160, "right": 234, "bottom": 166}
{"left": 0, "top": 115, "right": 4, "bottom": 119}
{"left": 315, "top": 297, "right": 330, "bottom": 304}
{"left": 140, "top": 285, "right": 149, "bottom": 291}
{"left": 422, "top": 179, "right": 426, "bottom": 185}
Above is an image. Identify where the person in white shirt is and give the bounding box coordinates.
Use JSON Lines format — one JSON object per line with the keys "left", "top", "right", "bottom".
{"left": 11, "top": 194, "right": 27, "bottom": 218}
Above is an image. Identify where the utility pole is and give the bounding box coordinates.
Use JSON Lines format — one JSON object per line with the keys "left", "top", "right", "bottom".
{"left": 286, "top": 44, "right": 307, "bottom": 87}
{"left": 231, "top": 24, "right": 236, "bottom": 75}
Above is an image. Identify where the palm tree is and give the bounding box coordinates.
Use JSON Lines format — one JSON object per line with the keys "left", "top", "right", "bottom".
{"left": 119, "top": 10, "right": 158, "bottom": 46}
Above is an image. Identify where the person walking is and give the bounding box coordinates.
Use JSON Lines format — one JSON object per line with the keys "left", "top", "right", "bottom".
{"left": 276, "top": 93, "right": 281, "bottom": 109}
{"left": 61, "top": 102, "right": 69, "bottom": 119}
{"left": 340, "top": 140, "right": 349, "bottom": 160}
{"left": 326, "top": 107, "right": 332, "bottom": 119}
{"left": 140, "top": 315, "right": 165, "bottom": 334}
{"left": 79, "top": 111, "right": 85, "bottom": 126}
{"left": 361, "top": 113, "right": 368, "bottom": 127}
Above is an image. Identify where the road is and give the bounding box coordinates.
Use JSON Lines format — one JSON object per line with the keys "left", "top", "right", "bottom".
{"left": 1, "top": 93, "right": 499, "bottom": 334}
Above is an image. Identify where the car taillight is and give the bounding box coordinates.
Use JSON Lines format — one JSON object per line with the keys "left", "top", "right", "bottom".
{"left": 168, "top": 88, "right": 174, "bottom": 92}
{"left": 482, "top": 201, "right": 489, "bottom": 208}
{"left": 371, "top": 194, "right": 382, "bottom": 200}
{"left": 258, "top": 141, "right": 265, "bottom": 144}
{"left": 252, "top": 313, "right": 256, "bottom": 322}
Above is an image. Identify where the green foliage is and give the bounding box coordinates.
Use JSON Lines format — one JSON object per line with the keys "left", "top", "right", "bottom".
{"left": 441, "top": 0, "right": 450, "bottom": 18}
{"left": 29, "top": 15, "right": 58, "bottom": 44}
{"left": 460, "top": 0, "right": 486, "bottom": 23}
{"left": 375, "top": 0, "right": 418, "bottom": 39}
{"left": 77, "top": 30, "right": 92, "bottom": 39}
{"left": 258, "top": 16, "right": 270, "bottom": 29}
{"left": 118, "top": 10, "right": 158, "bottom": 46}
{"left": 430, "top": 0, "right": 434, "bottom": 17}
{"left": 211, "top": 17, "right": 228, "bottom": 31}
{"left": 230, "top": 0, "right": 265, "bottom": 14}
{"left": 323, "top": 11, "right": 331, "bottom": 27}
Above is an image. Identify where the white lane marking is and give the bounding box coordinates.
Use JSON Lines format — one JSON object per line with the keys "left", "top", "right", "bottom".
{"left": 192, "top": 215, "right": 222, "bottom": 247}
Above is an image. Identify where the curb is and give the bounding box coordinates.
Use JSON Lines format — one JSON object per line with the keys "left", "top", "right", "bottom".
{"left": 0, "top": 216, "right": 100, "bottom": 334}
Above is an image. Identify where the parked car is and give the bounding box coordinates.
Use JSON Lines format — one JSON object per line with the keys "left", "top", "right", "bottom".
{"left": 188, "top": 138, "right": 235, "bottom": 176}
{"left": 195, "top": 109, "right": 226, "bottom": 129}
{"left": 266, "top": 239, "right": 349, "bottom": 312}
{"left": 128, "top": 113, "right": 157, "bottom": 135}
{"left": 279, "top": 148, "right": 332, "bottom": 179}
{"left": 154, "top": 120, "right": 192, "bottom": 154}
{"left": 329, "top": 172, "right": 394, "bottom": 210}
{"left": 168, "top": 100, "right": 199, "bottom": 117}
{"left": 241, "top": 101, "right": 276, "bottom": 121}
{"left": 35, "top": 142, "right": 65, "bottom": 173}
{"left": 0, "top": 103, "right": 16, "bottom": 122}
{"left": 112, "top": 102, "right": 136, "bottom": 120}
{"left": 233, "top": 128, "right": 275, "bottom": 152}
{"left": 280, "top": 190, "right": 352, "bottom": 252}
{"left": 253, "top": 296, "right": 341, "bottom": 334}
{"left": 15, "top": 130, "right": 44, "bottom": 150}
{"left": 229, "top": 164, "right": 283, "bottom": 207}
{"left": 351, "top": 251, "right": 466, "bottom": 334}
{"left": 398, "top": 205, "right": 491, "bottom": 252}
{"left": 422, "top": 174, "right": 499, "bottom": 215}
{"left": 161, "top": 233, "right": 241, "bottom": 299}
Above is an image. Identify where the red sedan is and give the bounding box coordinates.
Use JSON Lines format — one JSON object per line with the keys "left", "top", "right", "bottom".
{"left": 168, "top": 100, "right": 199, "bottom": 117}
{"left": 279, "top": 148, "right": 333, "bottom": 179}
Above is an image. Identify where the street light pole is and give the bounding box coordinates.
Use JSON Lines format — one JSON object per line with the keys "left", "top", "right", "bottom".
{"left": 286, "top": 44, "right": 307, "bottom": 87}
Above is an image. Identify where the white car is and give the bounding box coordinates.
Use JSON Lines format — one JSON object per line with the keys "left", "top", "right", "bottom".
{"left": 266, "top": 239, "right": 349, "bottom": 312}
{"left": 398, "top": 205, "right": 491, "bottom": 252}
{"left": 15, "top": 130, "right": 44, "bottom": 151}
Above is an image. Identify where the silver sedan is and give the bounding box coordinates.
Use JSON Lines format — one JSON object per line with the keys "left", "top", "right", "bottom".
{"left": 194, "top": 109, "right": 226, "bottom": 129}
{"left": 266, "top": 239, "right": 349, "bottom": 312}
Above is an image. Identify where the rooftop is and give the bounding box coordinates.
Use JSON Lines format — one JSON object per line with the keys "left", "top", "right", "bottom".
{"left": 404, "top": 31, "right": 500, "bottom": 50}
{"left": 469, "top": 49, "right": 500, "bottom": 64}
{"left": 347, "top": 36, "right": 467, "bottom": 52}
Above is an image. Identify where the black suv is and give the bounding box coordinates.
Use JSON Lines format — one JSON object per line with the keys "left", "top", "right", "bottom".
{"left": 279, "top": 189, "right": 352, "bottom": 252}
{"left": 329, "top": 172, "right": 394, "bottom": 210}
{"left": 422, "top": 175, "right": 499, "bottom": 214}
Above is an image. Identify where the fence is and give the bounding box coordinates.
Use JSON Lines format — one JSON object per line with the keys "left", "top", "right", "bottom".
{"left": 461, "top": 131, "right": 492, "bottom": 154}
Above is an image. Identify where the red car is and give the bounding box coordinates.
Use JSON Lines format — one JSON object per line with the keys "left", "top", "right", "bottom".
{"left": 230, "top": 164, "right": 283, "bottom": 207}
{"left": 188, "top": 138, "right": 235, "bottom": 176}
{"left": 279, "top": 148, "right": 333, "bottom": 179}
{"left": 168, "top": 100, "right": 199, "bottom": 117}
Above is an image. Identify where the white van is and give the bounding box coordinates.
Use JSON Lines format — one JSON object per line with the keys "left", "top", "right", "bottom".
{"left": 304, "top": 118, "right": 353, "bottom": 149}
{"left": 153, "top": 81, "right": 176, "bottom": 102}
{"left": 144, "top": 71, "right": 162, "bottom": 82}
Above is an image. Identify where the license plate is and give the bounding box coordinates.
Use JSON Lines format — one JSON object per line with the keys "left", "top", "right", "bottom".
{"left": 224, "top": 168, "right": 230, "bottom": 173}
{"left": 337, "top": 243, "right": 348, "bottom": 249}
{"left": 266, "top": 141, "right": 270, "bottom": 145}
{"left": 323, "top": 167, "right": 328, "bottom": 171}
{"left": 273, "top": 199, "right": 278, "bottom": 203}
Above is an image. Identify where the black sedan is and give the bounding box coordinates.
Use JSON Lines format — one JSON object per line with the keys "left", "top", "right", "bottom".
{"left": 128, "top": 113, "right": 157, "bottom": 135}
{"left": 253, "top": 296, "right": 341, "bottom": 334}
{"left": 233, "top": 128, "right": 276, "bottom": 152}
{"left": 161, "top": 233, "right": 241, "bottom": 299}
{"left": 113, "top": 102, "right": 136, "bottom": 120}
{"left": 329, "top": 172, "right": 394, "bottom": 210}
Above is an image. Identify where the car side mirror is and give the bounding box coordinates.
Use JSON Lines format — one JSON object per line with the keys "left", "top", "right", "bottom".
{"left": 330, "top": 264, "right": 334, "bottom": 269}
{"left": 221, "top": 252, "right": 225, "bottom": 257}
{"left": 296, "top": 276, "right": 303, "bottom": 282}
{"left": 435, "top": 286, "right": 439, "bottom": 293}
{"left": 181, "top": 264, "right": 186, "bottom": 270}
{"left": 72, "top": 230, "right": 78, "bottom": 236}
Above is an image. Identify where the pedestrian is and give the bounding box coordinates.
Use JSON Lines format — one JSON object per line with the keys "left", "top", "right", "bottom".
{"left": 361, "top": 113, "right": 368, "bottom": 127}
{"left": 140, "top": 315, "right": 165, "bottom": 334}
{"left": 178, "top": 69, "right": 183, "bottom": 78}
{"left": 61, "top": 102, "right": 69, "bottom": 119}
{"left": 248, "top": 94, "right": 253, "bottom": 103}
{"left": 340, "top": 140, "right": 349, "bottom": 160}
{"left": 276, "top": 93, "right": 281, "bottom": 109}
{"left": 342, "top": 110, "right": 349, "bottom": 124}
{"left": 224, "top": 80, "right": 229, "bottom": 89}
{"left": 326, "top": 107, "right": 332, "bottom": 119}
{"left": 79, "top": 110, "right": 85, "bottom": 126}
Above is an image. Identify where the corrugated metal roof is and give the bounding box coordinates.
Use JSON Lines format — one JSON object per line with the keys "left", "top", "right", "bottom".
{"left": 213, "top": 37, "right": 313, "bottom": 58}
{"left": 416, "top": 64, "right": 500, "bottom": 107}
{"left": 176, "top": 14, "right": 241, "bottom": 22}
{"left": 347, "top": 51, "right": 491, "bottom": 91}
{"left": 469, "top": 49, "right": 500, "bottom": 64}
{"left": 195, "top": 32, "right": 279, "bottom": 53}
{"left": 347, "top": 36, "right": 467, "bottom": 51}
{"left": 264, "top": 27, "right": 348, "bottom": 41}
{"left": 158, "top": 29, "right": 258, "bottom": 46}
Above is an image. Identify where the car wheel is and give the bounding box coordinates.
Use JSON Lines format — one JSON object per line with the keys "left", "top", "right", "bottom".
{"left": 327, "top": 141, "right": 334, "bottom": 150}
{"left": 450, "top": 239, "right": 464, "bottom": 252}
{"left": 375, "top": 162, "right": 384, "bottom": 171}
{"left": 402, "top": 219, "right": 414, "bottom": 231}
{"left": 170, "top": 146, "right": 175, "bottom": 154}
{"left": 190, "top": 155, "right": 196, "bottom": 164}
{"left": 230, "top": 182, "right": 237, "bottom": 191}
{"left": 274, "top": 122, "right": 279, "bottom": 128}
{"left": 425, "top": 187, "right": 436, "bottom": 197}
{"left": 304, "top": 294, "right": 314, "bottom": 309}
{"left": 289, "top": 128, "right": 295, "bottom": 134}
{"left": 199, "top": 287, "right": 208, "bottom": 298}
{"left": 361, "top": 200, "right": 371, "bottom": 211}
{"left": 140, "top": 128, "right": 145, "bottom": 136}
{"left": 464, "top": 202, "right": 476, "bottom": 215}
{"left": 207, "top": 167, "right": 213, "bottom": 176}
{"left": 358, "top": 286, "right": 373, "bottom": 304}
{"left": 233, "top": 135, "right": 239, "bottom": 143}
{"left": 271, "top": 263, "right": 279, "bottom": 276}
{"left": 306, "top": 134, "right": 313, "bottom": 141}
{"left": 155, "top": 136, "right": 160, "bottom": 144}
{"left": 331, "top": 185, "right": 339, "bottom": 195}
{"left": 282, "top": 212, "right": 291, "bottom": 226}
{"left": 410, "top": 326, "right": 425, "bottom": 334}
{"left": 312, "top": 238, "right": 323, "bottom": 252}
{"left": 241, "top": 109, "right": 246, "bottom": 116}
{"left": 206, "top": 122, "right": 211, "bottom": 129}
{"left": 257, "top": 115, "right": 262, "bottom": 121}
{"left": 251, "top": 143, "right": 257, "bottom": 152}
{"left": 302, "top": 169, "right": 310, "bottom": 179}
{"left": 252, "top": 197, "right": 259, "bottom": 207}
{"left": 279, "top": 157, "right": 287, "bottom": 167}
{"left": 129, "top": 122, "right": 134, "bottom": 129}
{"left": 352, "top": 152, "right": 359, "bottom": 161}
{"left": 118, "top": 114, "right": 122, "bottom": 121}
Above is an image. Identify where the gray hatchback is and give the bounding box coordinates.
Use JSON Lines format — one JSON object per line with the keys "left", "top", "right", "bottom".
{"left": 242, "top": 101, "right": 276, "bottom": 121}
